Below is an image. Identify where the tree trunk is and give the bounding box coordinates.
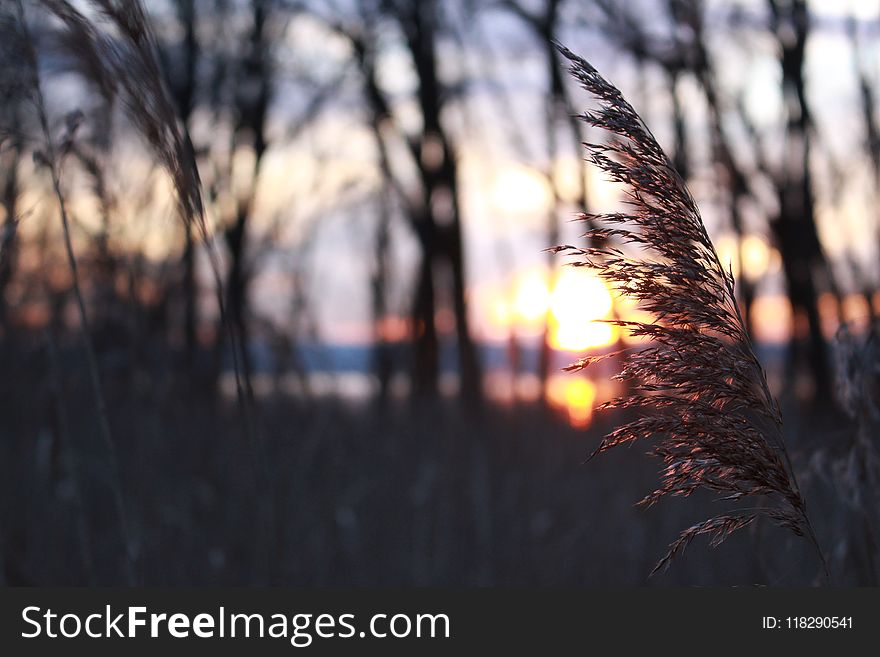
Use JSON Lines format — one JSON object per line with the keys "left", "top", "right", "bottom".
{"left": 769, "top": 0, "right": 834, "bottom": 400}
{"left": 411, "top": 242, "right": 440, "bottom": 397}
{"left": 400, "top": 0, "right": 483, "bottom": 405}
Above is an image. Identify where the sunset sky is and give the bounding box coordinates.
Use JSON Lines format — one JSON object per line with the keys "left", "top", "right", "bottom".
{"left": 19, "top": 0, "right": 880, "bottom": 354}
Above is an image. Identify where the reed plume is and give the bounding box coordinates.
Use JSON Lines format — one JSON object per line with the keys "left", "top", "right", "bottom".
{"left": 13, "top": 0, "right": 133, "bottom": 583}
{"left": 37, "top": 0, "right": 204, "bottom": 233}
{"left": 33, "top": 0, "right": 256, "bottom": 410}
{"left": 553, "top": 45, "right": 826, "bottom": 577}
{"left": 30, "top": 0, "right": 274, "bottom": 581}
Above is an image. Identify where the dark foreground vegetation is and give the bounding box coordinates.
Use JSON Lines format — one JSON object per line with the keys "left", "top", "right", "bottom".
{"left": 0, "top": 336, "right": 865, "bottom": 586}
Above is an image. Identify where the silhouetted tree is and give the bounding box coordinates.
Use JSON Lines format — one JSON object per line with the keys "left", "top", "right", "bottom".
{"left": 767, "top": 0, "right": 836, "bottom": 400}
{"left": 321, "top": 0, "right": 483, "bottom": 405}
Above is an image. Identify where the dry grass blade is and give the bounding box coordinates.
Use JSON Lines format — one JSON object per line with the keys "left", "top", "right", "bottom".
{"left": 32, "top": 0, "right": 273, "bottom": 581}
{"left": 35, "top": 0, "right": 255, "bottom": 417}
{"left": 555, "top": 43, "right": 827, "bottom": 578}
{"left": 37, "top": 0, "right": 203, "bottom": 232}
{"left": 13, "top": 0, "right": 133, "bottom": 583}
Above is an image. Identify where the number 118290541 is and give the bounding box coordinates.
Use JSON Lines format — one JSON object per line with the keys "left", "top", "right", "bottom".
{"left": 762, "top": 617, "right": 853, "bottom": 629}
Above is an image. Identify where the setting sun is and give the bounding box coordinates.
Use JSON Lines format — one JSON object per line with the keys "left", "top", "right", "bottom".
{"left": 506, "top": 267, "right": 618, "bottom": 351}
{"left": 548, "top": 268, "right": 617, "bottom": 351}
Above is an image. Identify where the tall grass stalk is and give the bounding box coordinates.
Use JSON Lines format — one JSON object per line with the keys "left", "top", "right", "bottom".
{"left": 15, "top": 0, "right": 133, "bottom": 584}
{"left": 32, "top": 0, "right": 276, "bottom": 583}
{"left": 554, "top": 45, "right": 827, "bottom": 579}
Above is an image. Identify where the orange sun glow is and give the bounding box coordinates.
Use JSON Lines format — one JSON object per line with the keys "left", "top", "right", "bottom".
{"left": 546, "top": 376, "right": 597, "bottom": 428}
{"left": 509, "top": 267, "right": 617, "bottom": 351}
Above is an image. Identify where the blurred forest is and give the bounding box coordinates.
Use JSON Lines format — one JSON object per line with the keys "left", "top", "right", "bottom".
{"left": 1, "top": 0, "right": 879, "bottom": 586}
